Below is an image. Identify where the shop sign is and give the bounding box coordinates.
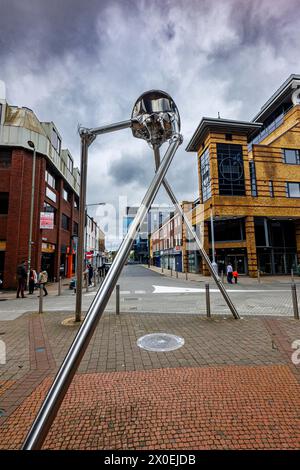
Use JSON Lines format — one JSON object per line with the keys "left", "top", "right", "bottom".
{"left": 0, "top": 241, "right": 6, "bottom": 251}
{"left": 40, "top": 212, "right": 54, "bottom": 229}
{"left": 41, "top": 242, "right": 56, "bottom": 253}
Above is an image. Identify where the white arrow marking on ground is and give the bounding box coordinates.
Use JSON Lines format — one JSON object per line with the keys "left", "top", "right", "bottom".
{"left": 152, "top": 285, "right": 289, "bottom": 294}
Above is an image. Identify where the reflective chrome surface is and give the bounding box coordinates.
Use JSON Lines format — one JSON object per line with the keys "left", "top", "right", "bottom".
{"left": 131, "top": 90, "right": 180, "bottom": 148}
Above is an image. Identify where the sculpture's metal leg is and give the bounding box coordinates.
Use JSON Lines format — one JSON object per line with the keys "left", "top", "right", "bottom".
{"left": 22, "top": 134, "right": 182, "bottom": 450}
{"left": 153, "top": 147, "right": 240, "bottom": 320}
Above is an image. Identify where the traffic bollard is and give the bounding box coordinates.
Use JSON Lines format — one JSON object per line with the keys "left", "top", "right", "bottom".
{"left": 291, "top": 269, "right": 294, "bottom": 283}
{"left": 116, "top": 284, "right": 120, "bottom": 315}
{"left": 85, "top": 273, "right": 89, "bottom": 292}
{"left": 257, "top": 270, "right": 261, "bottom": 283}
{"left": 93, "top": 271, "right": 96, "bottom": 287}
{"left": 205, "top": 283, "right": 211, "bottom": 318}
{"left": 291, "top": 283, "right": 299, "bottom": 319}
{"left": 221, "top": 270, "right": 224, "bottom": 283}
{"left": 38, "top": 285, "right": 43, "bottom": 314}
{"left": 185, "top": 271, "right": 188, "bottom": 281}
{"left": 176, "top": 270, "right": 178, "bottom": 278}
{"left": 170, "top": 268, "right": 172, "bottom": 277}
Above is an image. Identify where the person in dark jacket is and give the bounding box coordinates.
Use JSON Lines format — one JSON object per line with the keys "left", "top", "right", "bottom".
{"left": 16, "top": 261, "right": 27, "bottom": 298}
{"left": 88, "top": 264, "right": 94, "bottom": 286}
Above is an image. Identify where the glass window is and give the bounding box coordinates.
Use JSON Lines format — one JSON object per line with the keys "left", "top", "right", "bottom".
{"left": 269, "top": 180, "right": 274, "bottom": 197}
{"left": 249, "top": 161, "right": 257, "bottom": 197}
{"left": 73, "top": 222, "right": 78, "bottom": 235}
{"left": 0, "top": 148, "right": 12, "bottom": 168}
{"left": 67, "top": 155, "right": 73, "bottom": 173}
{"left": 0, "top": 192, "right": 9, "bottom": 214}
{"left": 61, "top": 213, "right": 70, "bottom": 230}
{"left": 74, "top": 198, "right": 79, "bottom": 209}
{"left": 43, "top": 202, "right": 56, "bottom": 225}
{"left": 63, "top": 188, "right": 69, "bottom": 202}
{"left": 200, "top": 148, "right": 211, "bottom": 202}
{"left": 283, "top": 149, "right": 300, "bottom": 165}
{"left": 51, "top": 128, "right": 61, "bottom": 154}
{"left": 45, "top": 170, "right": 56, "bottom": 189}
{"left": 217, "top": 143, "right": 245, "bottom": 196}
{"left": 286, "top": 182, "right": 300, "bottom": 198}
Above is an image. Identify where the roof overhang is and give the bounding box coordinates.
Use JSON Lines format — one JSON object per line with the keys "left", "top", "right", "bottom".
{"left": 252, "top": 74, "right": 300, "bottom": 123}
{"left": 186, "top": 117, "right": 262, "bottom": 152}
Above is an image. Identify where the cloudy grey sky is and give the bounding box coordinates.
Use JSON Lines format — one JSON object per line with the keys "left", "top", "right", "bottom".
{"left": 1, "top": 0, "right": 299, "bottom": 246}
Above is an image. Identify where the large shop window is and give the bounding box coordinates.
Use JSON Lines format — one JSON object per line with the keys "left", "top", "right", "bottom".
{"left": 217, "top": 143, "right": 245, "bottom": 196}
{"left": 249, "top": 160, "right": 257, "bottom": 197}
{"left": 200, "top": 148, "right": 211, "bottom": 202}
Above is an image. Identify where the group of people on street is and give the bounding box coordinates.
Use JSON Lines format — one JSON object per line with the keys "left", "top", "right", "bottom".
{"left": 226, "top": 263, "right": 238, "bottom": 284}
{"left": 16, "top": 260, "right": 48, "bottom": 298}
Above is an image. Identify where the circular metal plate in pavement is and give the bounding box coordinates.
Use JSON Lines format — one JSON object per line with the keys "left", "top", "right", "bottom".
{"left": 137, "top": 333, "right": 184, "bottom": 352}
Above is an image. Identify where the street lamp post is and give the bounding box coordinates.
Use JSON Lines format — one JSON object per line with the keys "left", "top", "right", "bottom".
{"left": 27, "top": 140, "right": 37, "bottom": 286}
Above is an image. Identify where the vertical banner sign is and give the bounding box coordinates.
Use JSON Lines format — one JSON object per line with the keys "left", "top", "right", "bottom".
{"left": 40, "top": 212, "right": 54, "bottom": 229}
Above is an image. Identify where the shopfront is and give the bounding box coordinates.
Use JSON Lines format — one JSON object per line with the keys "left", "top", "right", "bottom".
{"left": 41, "top": 242, "right": 56, "bottom": 281}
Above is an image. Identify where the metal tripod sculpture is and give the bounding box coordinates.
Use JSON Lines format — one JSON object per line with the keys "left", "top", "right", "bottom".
{"left": 22, "top": 90, "right": 239, "bottom": 450}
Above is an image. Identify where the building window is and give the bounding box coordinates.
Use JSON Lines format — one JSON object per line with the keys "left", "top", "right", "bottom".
{"left": 0, "top": 192, "right": 9, "bottom": 214}
{"left": 217, "top": 143, "right": 245, "bottom": 196}
{"left": 73, "top": 222, "right": 78, "bottom": 235}
{"left": 43, "top": 202, "right": 56, "bottom": 225}
{"left": 63, "top": 188, "right": 69, "bottom": 202}
{"left": 74, "top": 198, "right": 79, "bottom": 209}
{"left": 61, "top": 213, "right": 70, "bottom": 230}
{"left": 225, "top": 133, "right": 232, "bottom": 141}
{"left": 67, "top": 155, "right": 73, "bottom": 173}
{"left": 269, "top": 180, "right": 274, "bottom": 197}
{"left": 283, "top": 149, "right": 300, "bottom": 165}
{"left": 200, "top": 148, "right": 211, "bottom": 202}
{"left": 51, "top": 128, "right": 61, "bottom": 155}
{"left": 0, "top": 148, "right": 12, "bottom": 168}
{"left": 45, "top": 170, "right": 56, "bottom": 189}
{"left": 286, "top": 182, "right": 300, "bottom": 198}
{"left": 249, "top": 161, "right": 257, "bottom": 196}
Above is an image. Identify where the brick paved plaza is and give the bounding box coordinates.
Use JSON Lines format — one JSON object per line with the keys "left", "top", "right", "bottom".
{"left": 0, "top": 309, "right": 300, "bottom": 449}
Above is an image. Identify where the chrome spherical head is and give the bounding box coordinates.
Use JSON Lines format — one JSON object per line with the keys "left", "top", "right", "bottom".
{"left": 131, "top": 90, "right": 180, "bottom": 148}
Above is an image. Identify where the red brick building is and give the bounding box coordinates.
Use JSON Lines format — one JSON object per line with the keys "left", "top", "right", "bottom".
{"left": 0, "top": 92, "right": 80, "bottom": 289}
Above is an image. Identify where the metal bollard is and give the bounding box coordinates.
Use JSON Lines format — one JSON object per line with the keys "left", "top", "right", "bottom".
{"left": 38, "top": 285, "right": 43, "bottom": 314}
{"left": 93, "top": 271, "right": 96, "bottom": 287}
{"left": 176, "top": 270, "right": 178, "bottom": 278}
{"left": 170, "top": 268, "right": 172, "bottom": 277}
{"left": 161, "top": 266, "right": 163, "bottom": 273}
{"left": 221, "top": 270, "right": 224, "bottom": 283}
{"left": 85, "top": 273, "right": 89, "bottom": 292}
{"left": 291, "top": 283, "right": 299, "bottom": 319}
{"left": 58, "top": 276, "right": 61, "bottom": 296}
{"left": 116, "top": 284, "right": 120, "bottom": 315}
{"left": 291, "top": 269, "right": 294, "bottom": 283}
{"left": 185, "top": 271, "right": 188, "bottom": 281}
{"left": 257, "top": 270, "right": 261, "bottom": 283}
{"left": 205, "top": 283, "right": 211, "bottom": 318}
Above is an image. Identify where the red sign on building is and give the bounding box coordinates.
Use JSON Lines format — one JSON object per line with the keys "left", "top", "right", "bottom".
{"left": 40, "top": 212, "right": 54, "bottom": 229}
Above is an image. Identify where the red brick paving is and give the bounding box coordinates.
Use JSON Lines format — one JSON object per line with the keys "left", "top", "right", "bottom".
{"left": 1, "top": 365, "right": 300, "bottom": 450}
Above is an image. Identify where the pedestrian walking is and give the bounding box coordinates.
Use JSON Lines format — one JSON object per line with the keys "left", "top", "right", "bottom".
{"left": 226, "top": 263, "right": 233, "bottom": 284}
{"left": 88, "top": 264, "right": 94, "bottom": 286}
{"left": 28, "top": 268, "right": 37, "bottom": 294}
{"left": 38, "top": 269, "right": 48, "bottom": 296}
{"left": 16, "top": 260, "right": 27, "bottom": 298}
{"left": 233, "top": 270, "right": 238, "bottom": 284}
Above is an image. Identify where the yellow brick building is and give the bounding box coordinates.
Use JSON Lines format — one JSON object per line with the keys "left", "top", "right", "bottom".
{"left": 186, "top": 74, "right": 300, "bottom": 277}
